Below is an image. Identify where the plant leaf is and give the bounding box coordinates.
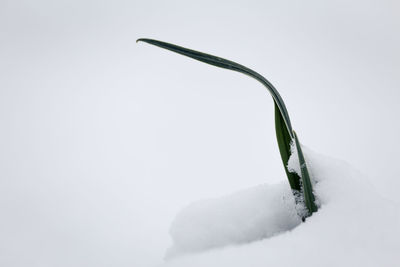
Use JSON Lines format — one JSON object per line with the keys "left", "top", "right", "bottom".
{"left": 137, "top": 38, "right": 317, "bottom": 216}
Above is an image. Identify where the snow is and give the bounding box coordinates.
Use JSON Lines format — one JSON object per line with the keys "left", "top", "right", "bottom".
{"left": 1, "top": 2, "right": 399, "bottom": 266}
{"left": 166, "top": 182, "right": 301, "bottom": 257}
{"left": 162, "top": 143, "right": 400, "bottom": 267}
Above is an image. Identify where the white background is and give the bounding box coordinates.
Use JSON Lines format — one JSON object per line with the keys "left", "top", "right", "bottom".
{"left": 1, "top": 0, "right": 399, "bottom": 266}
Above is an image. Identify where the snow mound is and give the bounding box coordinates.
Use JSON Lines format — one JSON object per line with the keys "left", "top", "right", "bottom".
{"left": 166, "top": 182, "right": 301, "bottom": 257}
{"left": 162, "top": 144, "right": 400, "bottom": 267}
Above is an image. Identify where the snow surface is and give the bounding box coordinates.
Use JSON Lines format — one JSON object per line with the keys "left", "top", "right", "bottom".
{"left": 162, "top": 144, "right": 400, "bottom": 267}
{"left": 167, "top": 182, "right": 301, "bottom": 257}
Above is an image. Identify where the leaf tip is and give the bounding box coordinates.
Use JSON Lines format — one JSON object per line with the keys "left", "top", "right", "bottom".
{"left": 137, "top": 38, "right": 152, "bottom": 44}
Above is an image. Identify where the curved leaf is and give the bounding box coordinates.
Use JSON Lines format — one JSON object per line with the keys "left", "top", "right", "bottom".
{"left": 137, "top": 38, "right": 317, "bottom": 216}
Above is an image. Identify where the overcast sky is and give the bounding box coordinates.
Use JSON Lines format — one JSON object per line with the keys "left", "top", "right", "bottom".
{"left": 1, "top": 0, "right": 399, "bottom": 266}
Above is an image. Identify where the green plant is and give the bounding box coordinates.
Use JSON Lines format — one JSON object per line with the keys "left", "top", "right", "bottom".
{"left": 137, "top": 38, "right": 318, "bottom": 218}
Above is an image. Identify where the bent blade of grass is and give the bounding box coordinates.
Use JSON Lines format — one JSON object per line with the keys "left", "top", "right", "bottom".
{"left": 137, "top": 38, "right": 317, "bottom": 216}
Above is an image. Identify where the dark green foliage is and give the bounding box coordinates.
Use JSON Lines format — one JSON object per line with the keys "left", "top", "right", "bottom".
{"left": 137, "top": 38, "right": 317, "bottom": 217}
